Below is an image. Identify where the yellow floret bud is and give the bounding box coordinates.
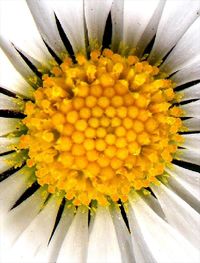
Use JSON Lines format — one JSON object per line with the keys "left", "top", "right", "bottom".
{"left": 75, "top": 119, "right": 87, "bottom": 131}
{"left": 96, "top": 139, "right": 106, "bottom": 151}
{"left": 105, "top": 134, "right": 116, "bottom": 145}
{"left": 97, "top": 96, "right": 110, "bottom": 108}
{"left": 84, "top": 139, "right": 95, "bottom": 151}
{"left": 72, "top": 131, "right": 85, "bottom": 144}
{"left": 89, "top": 117, "right": 100, "bottom": 128}
{"left": 100, "top": 73, "right": 115, "bottom": 87}
{"left": 66, "top": 111, "right": 79, "bottom": 124}
{"left": 96, "top": 127, "right": 107, "bottom": 138}
{"left": 85, "top": 96, "right": 97, "bottom": 107}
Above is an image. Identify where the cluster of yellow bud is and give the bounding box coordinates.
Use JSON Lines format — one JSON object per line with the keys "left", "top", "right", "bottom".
{"left": 19, "top": 49, "right": 184, "bottom": 206}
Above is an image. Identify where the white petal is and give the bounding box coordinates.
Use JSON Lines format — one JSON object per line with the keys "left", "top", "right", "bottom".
{"left": 84, "top": 0, "right": 113, "bottom": 48}
{"left": 182, "top": 133, "right": 200, "bottom": 153}
{"left": 87, "top": 206, "right": 122, "bottom": 263}
{"left": 166, "top": 165, "right": 200, "bottom": 213}
{"left": 26, "top": 0, "right": 66, "bottom": 58}
{"left": 142, "top": 194, "right": 165, "bottom": 219}
{"left": 176, "top": 148, "right": 200, "bottom": 166}
{"left": 160, "top": 18, "right": 200, "bottom": 74}
{"left": 57, "top": 206, "right": 88, "bottom": 263}
{"left": 171, "top": 60, "right": 200, "bottom": 86}
{"left": 0, "top": 137, "right": 19, "bottom": 154}
{"left": 177, "top": 83, "right": 200, "bottom": 102}
{"left": 135, "top": 0, "right": 166, "bottom": 57}
{"left": 123, "top": 0, "right": 160, "bottom": 53}
{"left": 0, "top": 117, "right": 22, "bottom": 136}
{"left": 0, "top": 165, "right": 34, "bottom": 216}
{"left": 148, "top": 0, "right": 200, "bottom": 64}
{"left": 128, "top": 193, "right": 200, "bottom": 263}
{"left": 50, "top": 0, "right": 86, "bottom": 54}
{"left": 111, "top": 0, "right": 124, "bottom": 52}
{"left": 183, "top": 117, "right": 200, "bottom": 131}
{"left": 181, "top": 100, "right": 200, "bottom": 119}
{"left": 0, "top": 151, "right": 23, "bottom": 174}
{"left": 0, "top": 36, "right": 40, "bottom": 86}
{"left": 0, "top": 93, "right": 24, "bottom": 111}
{"left": 110, "top": 207, "right": 134, "bottom": 263}
{"left": 152, "top": 183, "right": 200, "bottom": 249}
{"left": 166, "top": 167, "right": 200, "bottom": 213}
{"left": 166, "top": 164, "right": 200, "bottom": 202}
{"left": 130, "top": 234, "right": 148, "bottom": 263}
{"left": 1, "top": 187, "right": 48, "bottom": 250}
{"left": 6, "top": 195, "right": 62, "bottom": 263}
{"left": 0, "top": 48, "right": 34, "bottom": 98}
{"left": 0, "top": 0, "right": 52, "bottom": 66}
{"left": 46, "top": 204, "right": 75, "bottom": 263}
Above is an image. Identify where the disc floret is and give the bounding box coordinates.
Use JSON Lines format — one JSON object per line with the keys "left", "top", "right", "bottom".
{"left": 19, "top": 49, "right": 184, "bottom": 206}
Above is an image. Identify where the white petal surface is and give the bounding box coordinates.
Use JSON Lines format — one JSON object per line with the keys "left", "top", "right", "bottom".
{"left": 46, "top": 204, "right": 74, "bottom": 263}
{"left": 128, "top": 193, "right": 200, "bottom": 263}
{"left": 110, "top": 207, "right": 134, "bottom": 263}
{"left": 0, "top": 137, "right": 19, "bottom": 154}
{"left": 87, "top": 206, "right": 122, "bottom": 263}
{"left": 0, "top": 0, "right": 52, "bottom": 66}
{"left": 111, "top": 0, "right": 124, "bottom": 51}
{"left": 166, "top": 164, "right": 200, "bottom": 202}
{"left": 130, "top": 234, "right": 148, "bottom": 263}
{"left": 149, "top": 0, "right": 200, "bottom": 64}
{"left": 57, "top": 206, "right": 88, "bottom": 263}
{"left": 135, "top": 0, "right": 166, "bottom": 57}
{"left": 1, "top": 187, "right": 48, "bottom": 251}
{"left": 178, "top": 83, "right": 200, "bottom": 101}
{"left": 152, "top": 183, "right": 200, "bottom": 249}
{"left": 160, "top": 18, "right": 200, "bottom": 74}
{"left": 0, "top": 166, "right": 33, "bottom": 216}
{"left": 84, "top": 0, "right": 113, "bottom": 48}
{"left": 0, "top": 93, "right": 24, "bottom": 111}
{"left": 0, "top": 48, "right": 34, "bottom": 98}
{"left": 0, "top": 118, "right": 22, "bottom": 136}
{"left": 6, "top": 195, "right": 62, "bottom": 263}
{"left": 182, "top": 134, "right": 200, "bottom": 152}
{"left": 0, "top": 36, "right": 40, "bottom": 85}
{"left": 183, "top": 118, "right": 200, "bottom": 131}
{"left": 176, "top": 148, "right": 200, "bottom": 166}
{"left": 181, "top": 100, "right": 200, "bottom": 119}
{"left": 0, "top": 151, "right": 23, "bottom": 174}
{"left": 26, "top": 0, "right": 66, "bottom": 58}
{"left": 123, "top": 0, "right": 160, "bottom": 53}
{"left": 50, "top": 0, "right": 86, "bottom": 54}
{"left": 171, "top": 60, "right": 200, "bottom": 86}
{"left": 142, "top": 194, "right": 165, "bottom": 219}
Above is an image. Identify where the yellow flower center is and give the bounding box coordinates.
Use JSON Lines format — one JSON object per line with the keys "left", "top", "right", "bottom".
{"left": 19, "top": 49, "right": 184, "bottom": 206}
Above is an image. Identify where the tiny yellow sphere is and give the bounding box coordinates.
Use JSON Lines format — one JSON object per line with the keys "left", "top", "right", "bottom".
{"left": 95, "top": 139, "right": 106, "bottom": 151}
{"left": 89, "top": 117, "right": 100, "bottom": 128}
{"left": 75, "top": 119, "right": 87, "bottom": 131}
{"left": 97, "top": 97, "right": 110, "bottom": 108}
{"left": 72, "top": 131, "right": 85, "bottom": 144}
{"left": 96, "top": 127, "right": 107, "bottom": 138}
{"left": 79, "top": 107, "right": 91, "bottom": 119}
{"left": 66, "top": 111, "right": 79, "bottom": 124}
{"left": 85, "top": 127, "right": 96, "bottom": 138}
{"left": 83, "top": 139, "right": 95, "bottom": 151}
{"left": 85, "top": 96, "right": 97, "bottom": 108}
{"left": 105, "top": 134, "right": 116, "bottom": 145}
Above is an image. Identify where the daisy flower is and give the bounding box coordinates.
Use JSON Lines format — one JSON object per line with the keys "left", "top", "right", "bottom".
{"left": 0, "top": 0, "right": 200, "bottom": 262}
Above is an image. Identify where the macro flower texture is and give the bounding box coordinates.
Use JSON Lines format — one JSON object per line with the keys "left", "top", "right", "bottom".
{"left": 0, "top": 0, "right": 200, "bottom": 262}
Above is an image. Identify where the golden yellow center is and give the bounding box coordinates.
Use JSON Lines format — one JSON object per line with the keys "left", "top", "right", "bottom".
{"left": 19, "top": 49, "right": 184, "bottom": 206}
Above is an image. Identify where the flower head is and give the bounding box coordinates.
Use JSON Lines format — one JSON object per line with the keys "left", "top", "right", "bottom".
{"left": 0, "top": 0, "right": 200, "bottom": 262}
